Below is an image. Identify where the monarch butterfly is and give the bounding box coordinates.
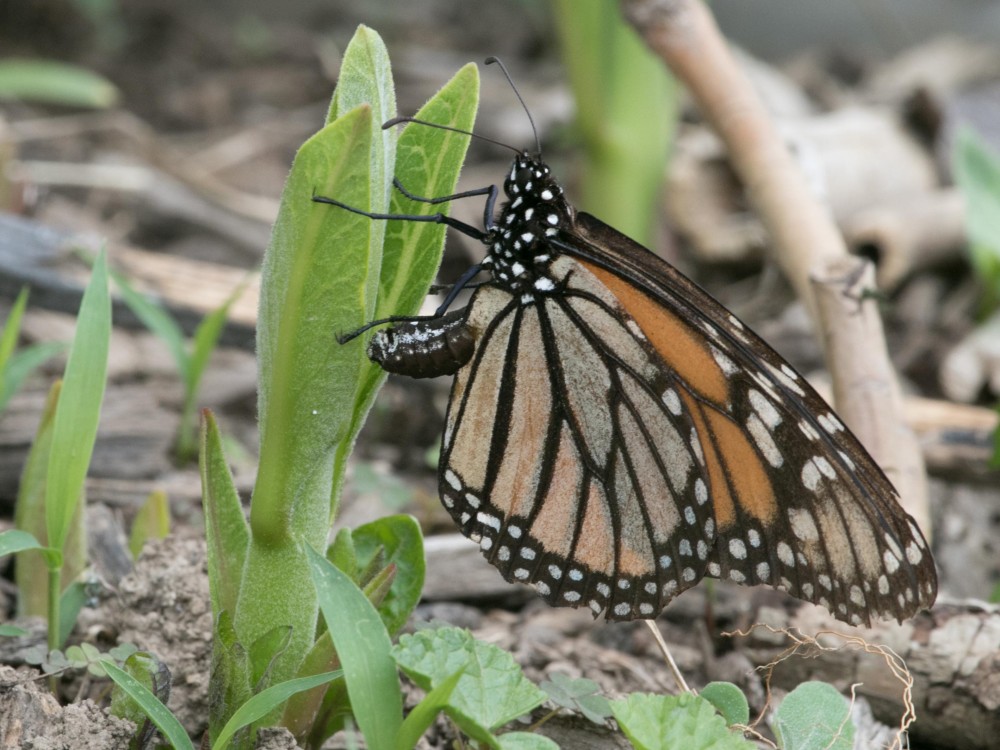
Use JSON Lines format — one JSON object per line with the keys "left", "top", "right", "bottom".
{"left": 318, "top": 59, "right": 937, "bottom": 627}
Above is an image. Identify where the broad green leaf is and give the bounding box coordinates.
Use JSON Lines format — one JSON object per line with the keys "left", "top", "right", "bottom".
{"left": 497, "top": 732, "right": 560, "bottom": 750}
{"left": 0, "top": 59, "right": 119, "bottom": 108}
{"left": 328, "top": 23, "right": 397, "bottom": 295}
{"left": 772, "top": 682, "right": 854, "bottom": 750}
{"left": 327, "top": 527, "right": 357, "bottom": 579}
{"left": 248, "top": 625, "right": 293, "bottom": 689}
{"left": 58, "top": 580, "right": 91, "bottom": 647}
{"left": 251, "top": 103, "right": 374, "bottom": 540}
{"left": 208, "top": 611, "right": 253, "bottom": 744}
{"left": 0, "top": 624, "right": 29, "bottom": 637}
{"left": 46, "top": 248, "right": 110, "bottom": 552}
{"left": 307, "top": 546, "right": 401, "bottom": 750}
{"left": 329, "top": 24, "right": 397, "bottom": 205}
{"left": 394, "top": 668, "right": 463, "bottom": 750}
{"left": 610, "top": 692, "right": 755, "bottom": 750}
{"left": 109, "top": 652, "right": 171, "bottom": 750}
{"left": 540, "top": 672, "right": 611, "bottom": 725}
{"left": 200, "top": 410, "right": 248, "bottom": 617}
{"left": 213, "top": 669, "right": 344, "bottom": 750}
{"left": 339, "top": 63, "right": 480, "bottom": 519}
{"left": 351, "top": 514, "right": 424, "bottom": 635}
{"left": 375, "top": 62, "right": 480, "bottom": 320}
{"left": 128, "top": 490, "right": 171, "bottom": 559}
{"left": 101, "top": 659, "right": 195, "bottom": 750}
{"left": 700, "top": 681, "right": 750, "bottom": 727}
{"left": 0, "top": 529, "right": 62, "bottom": 567}
{"left": 238, "top": 103, "right": 375, "bottom": 694}
{"left": 393, "top": 626, "right": 546, "bottom": 746}
{"left": 0, "top": 529, "right": 45, "bottom": 557}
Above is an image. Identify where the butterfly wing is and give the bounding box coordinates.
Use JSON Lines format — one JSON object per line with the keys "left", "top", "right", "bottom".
{"left": 550, "top": 211, "right": 937, "bottom": 625}
{"left": 439, "top": 256, "right": 721, "bottom": 620}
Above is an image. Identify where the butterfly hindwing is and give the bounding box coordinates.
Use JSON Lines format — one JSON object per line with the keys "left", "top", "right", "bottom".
{"left": 439, "top": 258, "right": 720, "bottom": 619}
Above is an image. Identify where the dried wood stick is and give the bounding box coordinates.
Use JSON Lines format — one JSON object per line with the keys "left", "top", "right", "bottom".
{"left": 844, "top": 188, "right": 965, "bottom": 290}
{"left": 621, "top": 0, "right": 930, "bottom": 531}
{"left": 811, "top": 259, "right": 928, "bottom": 532}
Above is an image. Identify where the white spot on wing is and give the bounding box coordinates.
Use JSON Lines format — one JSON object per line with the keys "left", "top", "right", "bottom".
{"left": 748, "top": 389, "right": 782, "bottom": 428}
{"left": 777, "top": 542, "right": 795, "bottom": 567}
{"left": 789, "top": 508, "right": 819, "bottom": 542}
{"left": 695, "top": 478, "right": 708, "bottom": 505}
{"left": 710, "top": 346, "right": 739, "bottom": 376}
{"left": 662, "top": 388, "right": 682, "bottom": 415}
{"left": 747, "top": 414, "right": 784, "bottom": 467}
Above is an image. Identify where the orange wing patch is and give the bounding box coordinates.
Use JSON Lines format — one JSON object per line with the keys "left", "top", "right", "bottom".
{"left": 581, "top": 261, "right": 730, "bottom": 407}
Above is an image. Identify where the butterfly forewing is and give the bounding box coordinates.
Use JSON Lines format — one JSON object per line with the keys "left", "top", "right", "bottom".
{"left": 558, "top": 213, "right": 937, "bottom": 624}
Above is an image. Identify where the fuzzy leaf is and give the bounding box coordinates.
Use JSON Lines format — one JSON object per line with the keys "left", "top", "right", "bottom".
{"left": 540, "top": 672, "right": 611, "bottom": 724}
{"left": 610, "top": 692, "right": 755, "bottom": 750}
{"left": 497, "top": 732, "right": 560, "bottom": 750}
{"left": 394, "top": 626, "right": 546, "bottom": 746}
{"left": 700, "top": 681, "right": 750, "bottom": 727}
{"left": 351, "top": 514, "right": 425, "bottom": 636}
{"left": 772, "top": 682, "right": 854, "bottom": 750}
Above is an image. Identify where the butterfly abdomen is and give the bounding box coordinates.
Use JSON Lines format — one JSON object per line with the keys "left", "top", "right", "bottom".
{"left": 367, "top": 308, "right": 475, "bottom": 378}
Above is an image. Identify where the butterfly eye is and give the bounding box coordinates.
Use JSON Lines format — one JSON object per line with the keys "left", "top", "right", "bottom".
{"left": 515, "top": 167, "right": 533, "bottom": 185}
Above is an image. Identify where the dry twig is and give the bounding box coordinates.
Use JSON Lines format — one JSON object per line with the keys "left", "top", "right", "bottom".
{"left": 725, "top": 624, "right": 916, "bottom": 750}
{"left": 621, "top": 0, "right": 930, "bottom": 532}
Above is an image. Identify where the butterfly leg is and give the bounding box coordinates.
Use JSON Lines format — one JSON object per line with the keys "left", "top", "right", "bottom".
{"left": 337, "top": 262, "right": 484, "bottom": 344}
{"left": 391, "top": 178, "right": 499, "bottom": 232}
{"left": 312, "top": 192, "right": 490, "bottom": 242}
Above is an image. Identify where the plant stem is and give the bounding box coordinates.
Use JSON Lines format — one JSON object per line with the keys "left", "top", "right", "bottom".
{"left": 47, "top": 565, "right": 60, "bottom": 650}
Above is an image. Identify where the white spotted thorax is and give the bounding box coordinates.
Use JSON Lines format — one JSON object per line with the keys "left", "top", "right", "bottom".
{"left": 482, "top": 154, "right": 571, "bottom": 300}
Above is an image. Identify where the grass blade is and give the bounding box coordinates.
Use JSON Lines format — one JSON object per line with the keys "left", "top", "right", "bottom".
{"left": 101, "top": 659, "right": 196, "bottom": 750}
{"left": 0, "top": 286, "right": 29, "bottom": 370}
{"left": 394, "top": 669, "right": 463, "bottom": 750}
{"left": 212, "top": 669, "right": 344, "bottom": 750}
{"left": 0, "top": 58, "right": 119, "bottom": 108}
{"left": 200, "top": 410, "right": 249, "bottom": 617}
{"left": 111, "top": 267, "right": 189, "bottom": 376}
{"left": 46, "top": 248, "right": 110, "bottom": 552}
{"left": 0, "top": 341, "right": 66, "bottom": 413}
{"left": 307, "top": 546, "right": 402, "bottom": 750}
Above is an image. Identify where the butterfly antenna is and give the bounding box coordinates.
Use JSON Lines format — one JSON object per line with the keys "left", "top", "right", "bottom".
{"left": 382, "top": 116, "right": 520, "bottom": 154}
{"left": 485, "top": 56, "right": 541, "bottom": 156}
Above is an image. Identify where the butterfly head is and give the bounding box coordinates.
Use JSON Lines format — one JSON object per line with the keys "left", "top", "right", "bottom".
{"left": 486, "top": 154, "right": 571, "bottom": 296}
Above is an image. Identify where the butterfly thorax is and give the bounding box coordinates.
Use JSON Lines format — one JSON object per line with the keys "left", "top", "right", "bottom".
{"left": 483, "top": 154, "right": 572, "bottom": 300}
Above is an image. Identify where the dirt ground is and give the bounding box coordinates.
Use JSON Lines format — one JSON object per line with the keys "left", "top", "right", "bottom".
{"left": 2, "top": 2, "right": 1000, "bottom": 749}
